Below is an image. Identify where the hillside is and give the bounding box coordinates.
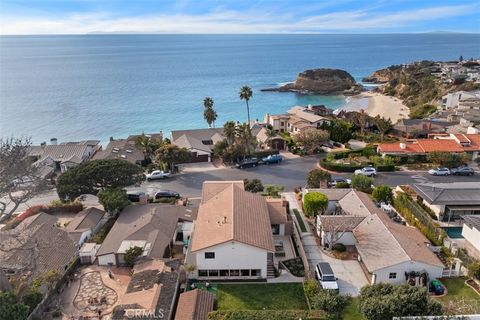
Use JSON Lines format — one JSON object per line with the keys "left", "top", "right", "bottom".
{"left": 363, "top": 60, "right": 480, "bottom": 118}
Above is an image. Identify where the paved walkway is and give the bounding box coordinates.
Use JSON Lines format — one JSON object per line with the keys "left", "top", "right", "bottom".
{"left": 283, "top": 192, "right": 368, "bottom": 296}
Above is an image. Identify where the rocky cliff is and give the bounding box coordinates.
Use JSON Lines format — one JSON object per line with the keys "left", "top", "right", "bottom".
{"left": 262, "top": 68, "right": 362, "bottom": 95}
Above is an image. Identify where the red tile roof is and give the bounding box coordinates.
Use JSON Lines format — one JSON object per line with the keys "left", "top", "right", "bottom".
{"left": 377, "top": 142, "right": 424, "bottom": 153}
{"left": 416, "top": 139, "right": 464, "bottom": 152}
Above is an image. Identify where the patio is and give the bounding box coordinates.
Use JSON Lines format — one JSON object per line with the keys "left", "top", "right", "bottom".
{"left": 272, "top": 235, "right": 297, "bottom": 267}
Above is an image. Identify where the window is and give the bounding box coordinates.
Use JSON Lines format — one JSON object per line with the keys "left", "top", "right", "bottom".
{"left": 389, "top": 272, "right": 397, "bottom": 279}
{"left": 230, "top": 270, "right": 240, "bottom": 276}
{"left": 219, "top": 270, "right": 229, "bottom": 277}
{"left": 198, "top": 270, "right": 208, "bottom": 277}
{"left": 208, "top": 270, "right": 219, "bottom": 277}
{"left": 250, "top": 269, "right": 261, "bottom": 277}
{"left": 241, "top": 269, "right": 250, "bottom": 276}
{"left": 204, "top": 252, "right": 215, "bottom": 259}
{"left": 280, "top": 121, "right": 284, "bottom": 126}
{"left": 202, "top": 139, "right": 214, "bottom": 145}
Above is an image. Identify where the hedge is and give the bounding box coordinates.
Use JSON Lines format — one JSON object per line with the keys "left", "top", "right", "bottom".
{"left": 208, "top": 310, "right": 325, "bottom": 320}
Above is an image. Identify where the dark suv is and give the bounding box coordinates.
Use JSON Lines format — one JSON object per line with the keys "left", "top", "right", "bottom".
{"left": 236, "top": 157, "right": 259, "bottom": 169}
{"left": 154, "top": 190, "right": 180, "bottom": 199}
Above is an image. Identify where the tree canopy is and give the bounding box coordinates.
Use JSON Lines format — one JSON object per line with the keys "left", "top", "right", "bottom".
{"left": 351, "top": 175, "right": 374, "bottom": 193}
{"left": 311, "top": 289, "right": 350, "bottom": 319}
{"left": 124, "top": 246, "right": 143, "bottom": 267}
{"left": 359, "top": 283, "right": 442, "bottom": 320}
{"left": 306, "top": 169, "right": 331, "bottom": 188}
{"left": 0, "top": 292, "right": 29, "bottom": 320}
{"left": 292, "top": 128, "right": 329, "bottom": 154}
{"left": 98, "top": 188, "right": 131, "bottom": 214}
{"left": 372, "top": 185, "right": 393, "bottom": 203}
{"left": 243, "top": 178, "right": 264, "bottom": 193}
{"left": 303, "top": 192, "right": 328, "bottom": 217}
{"left": 155, "top": 144, "right": 192, "bottom": 171}
{"left": 320, "top": 119, "right": 353, "bottom": 143}
{"left": 56, "top": 159, "right": 144, "bottom": 201}
{"left": 0, "top": 137, "right": 49, "bottom": 221}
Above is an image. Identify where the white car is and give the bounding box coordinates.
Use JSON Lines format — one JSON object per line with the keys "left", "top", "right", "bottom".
{"left": 428, "top": 167, "right": 450, "bottom": 176}
{"left": 354, "top": 166, "right": 377, "bottom": 177}
{"left": 146, "top": 170, "right": 171, "bottom": 181}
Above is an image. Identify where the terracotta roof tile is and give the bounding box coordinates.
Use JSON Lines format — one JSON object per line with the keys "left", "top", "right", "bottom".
{"left": 175, "top": 289, "right": 215, "bottom": 320}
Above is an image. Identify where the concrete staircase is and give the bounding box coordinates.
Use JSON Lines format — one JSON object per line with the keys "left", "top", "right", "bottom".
{"left": 267, "top": 253, "right": 275, "bottom": 278}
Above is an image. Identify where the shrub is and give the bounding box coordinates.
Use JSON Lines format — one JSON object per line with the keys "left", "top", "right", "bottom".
{"left": 153, "top": 197, "right": 176, "bottom": 204}
{"left": 262, "top": 185, "right": 284, "bottom": 198}
{"left": 22, "top": 288, "right": 43, "bottom": 314}
{"left": 304, "top": 279, "right": 320, "bottom": 302}
{"left": 303, "top": 192, "right": 328, "bottom": 217}
{"left": 15, "top": 205, "right": 47, "bottom": 222}
{"left": 98, "top": 188, "right": 131, "bottom": 214}
{"left": 372, "top": 185, "right": 393, "bottom": 203}
{"left": 468, "top": 261, "right": 480, "bottom": 280}
{"left": 208, "top": 310, "right": 325, "bottom": 320}
{"left": 244, "top": 178, "right": 264, "bottom": 193}
{"left": 335, "top": 182, "right": 350, "bottom": 189}
{"left": 331, "top": 243, "right": 346, "bottom": 252}
{"left": 320, "top": 159, "right": 363, "bottom": 172}
{"left": 124, "top": 246, "right": 143, "bottom": 267}
{"left": 311, "top": 289, "right": 350, "bottom": 318}
{"left": 47, "top": 200, "right": 84, "bottom": 213}
{"left": 281, "top": 258, "right": 305, "bottom": 277}
{"left": 351, "top": 175, "right": 374, "bottom": 193}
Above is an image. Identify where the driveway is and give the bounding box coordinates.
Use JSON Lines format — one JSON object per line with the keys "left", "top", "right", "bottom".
{"left": 284, "top": 192, "right": 368, "bottom": 296}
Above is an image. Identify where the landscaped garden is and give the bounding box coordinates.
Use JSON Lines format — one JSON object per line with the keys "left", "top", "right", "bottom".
{"left": 320, "top": 147, "right": 395, "bottom": 172}
{"left": 280, "top": 257, "right": 305, "bottom": 277}
{"left": 293, "top": 208, "right": 308, "bottom": 232}
{"left": 436, "top": 277, "right": 480, "bottom": 315}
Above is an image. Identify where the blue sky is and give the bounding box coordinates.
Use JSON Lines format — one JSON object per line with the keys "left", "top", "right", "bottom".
{"left": 1, "top": 0, "right": 479, "bottom": 34}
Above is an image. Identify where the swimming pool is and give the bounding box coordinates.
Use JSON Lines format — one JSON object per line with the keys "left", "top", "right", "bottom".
{"left": 441, "top": 227, "right": 464, "bottom": 239}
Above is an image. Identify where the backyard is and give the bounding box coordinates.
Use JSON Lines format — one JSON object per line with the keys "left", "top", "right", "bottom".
{"left": 436, "top": 277, "right": 480, "bottom": 315}
{"left": 215, "top": 283, "right": 308, "bottom": 310}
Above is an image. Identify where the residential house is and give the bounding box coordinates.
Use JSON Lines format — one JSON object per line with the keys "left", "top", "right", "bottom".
{"left": 441, "top": 91, "right": 480, "bottom": 110}
{"left": 252, "top": 124, "right": 286, "bottom": 150}
{"left": 462, "top": 215, "right": 480, "bottom": 259}
{"left": 264, "top": 105, "right": 330, "bottom": 135}
{"left": 96, "top": 204, "right": 197, "bottom": 266}
{"left": 411, "top": 182, "right": 480, "bottom": 222}
{"left": 187, "top": 181, "right": 293, "bottom": 280}
{"left": 112, "top": 259, "right": 181, "bottom": 320}
{"left": 393, "top": 119, "right": 451, "bottom": 138}
{"left": 377, "top": 133, "right": 480, "bottom": 160}
{"left": 171, "top": 128, "right": 224, "bottom": 162}
{"left": 0, "top": 212, "right": 77, "bottom": 282}
{"left": 66, "top": 207, "right": 105, "bottom": 246}
{"left": 174, "top": 289, "right": 215, "bottom": 320}
{"left": 93, "top": 132, "right": 163, "bottom": 165}
{"left": 263, "top": 113, "right": 290, "bottom": 132}
{"left": 303, "top": 190, "right": 444, "bottom": 284}
{"left": 28, "top": 139, "right": 100, "bottom": 172}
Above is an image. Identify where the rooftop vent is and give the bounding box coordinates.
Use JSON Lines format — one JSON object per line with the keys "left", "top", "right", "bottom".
{"left": 400, "top": 143, "right": 407, "bottom": 150}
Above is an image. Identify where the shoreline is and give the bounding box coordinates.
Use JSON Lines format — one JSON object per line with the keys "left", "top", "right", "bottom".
{"left": 334, "top": 91, "right": 409, "bottom": 123}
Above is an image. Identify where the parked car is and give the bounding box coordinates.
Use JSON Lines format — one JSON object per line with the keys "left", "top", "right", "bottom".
{"left": 315, "top": 262, "right": 339, "bottom": 292}
{"left": 428, "top": 167, "right": 450, "bottom": 176}
{"left": 236, "top": 157, "right": 259, "bottom": 169}
{"left": 261, "top": 154, "right": 283, "bottom": 164}
{"left": 354, "top": 166, "right": 377, "bottom": 177}
{"left": 328, "top": 177, "right": 352, "bottom": 187}
{"left": 126, "top": 191, "right": 146, "bottom": 202}
{"left": 154, "top": 190, "right": 180, "bottom": 199}
{"left": 451, "top": 166, "right": 475, "bottom": 176}
{"left": 146, "top": 170, "right": 171, "bottom": 181}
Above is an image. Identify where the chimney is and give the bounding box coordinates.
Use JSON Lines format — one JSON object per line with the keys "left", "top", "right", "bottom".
{"left": 223, "top": 216, "right": 227, "bottom": 224}
{"left": 50, "top": 138, "right": 58, "bottom": 145}
{"left": 40, "top": 142, "right": 46, "bottom": 148}
{"left": 400, "top": 143, "right": 406, "bottom": 150}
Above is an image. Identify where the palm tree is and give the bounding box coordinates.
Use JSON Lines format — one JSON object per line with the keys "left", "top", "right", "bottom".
{"left": 203, "top": 97, "right": 217, "bottom": 128}
{"left": 223, "top": 121, "right": 236, "bottom": 146}
{"left": 239, "top": 86, "right": 253, "bottom": 127}
{"left": 265, "top": 127, "right": 277, "bottom": 149}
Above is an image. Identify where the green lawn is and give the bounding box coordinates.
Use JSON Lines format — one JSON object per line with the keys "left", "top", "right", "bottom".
{"left": 437, "top": 278, "right": 480, "bottom": 315}
{"left": 216, "top": 283, "right": 308, "bottom": 310}
{"left": 293, "top": 208, "right": 308, "bottom": 232}
{"left": 343, "top": 298, "right": 365, "bottom": 320}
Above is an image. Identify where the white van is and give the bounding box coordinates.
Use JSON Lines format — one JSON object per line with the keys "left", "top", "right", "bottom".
{"left": 315, "top": 262, "right": 339, "bottom": 292}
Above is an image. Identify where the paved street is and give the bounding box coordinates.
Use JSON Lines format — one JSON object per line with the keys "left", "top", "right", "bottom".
{"left": 6, "top": 155, "right": 480, "bottom": 214}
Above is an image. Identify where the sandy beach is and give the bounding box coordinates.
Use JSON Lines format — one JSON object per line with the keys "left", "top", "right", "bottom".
{"left": 335, "top": 92, "right": 410, "bottom": 123}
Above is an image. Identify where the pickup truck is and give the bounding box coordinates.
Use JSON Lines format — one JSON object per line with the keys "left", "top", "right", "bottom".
{"left": 261, "top": 154, "right": 283, "bottom": 164}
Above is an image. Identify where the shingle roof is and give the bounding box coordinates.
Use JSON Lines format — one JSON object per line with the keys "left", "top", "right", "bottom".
{"left": 288, "top": 106, "right": 326, "bottom": 123}
{"left": 191, "top": 181, "right": 275, "bottom": 252}
{"left": 412, "top": 182, "right": 480, "bottom": 205}
{"left": 353, "top": 192, "right": 443, "bottom": 271}
{"left": 171, "top": 128, "right": 224, "bottom": 153}
{"left": 96, "top": 204, "right": 197, "bottom": 258}
{"left": 174, "top": 289, "right": 215, "bottom": 320}
{"left": 30, "top": 140, "right": 100, "bottom": 163}
{"left": 0, "top": 213, "right": 77, "bottom": 278}
{"left": 266, "top": 199, "right": 288, "bottom": 225}
{"left": 93, "top": 139, "right": 145, "bottom": 164}
{"left": 66, "top": 207, "right": 105, "bottom": 233}
{"left": 319, "top": 216, "right": 365, "bottom": 231}
{"left": 463, "top": 215, "right": 480, "bottom": 231}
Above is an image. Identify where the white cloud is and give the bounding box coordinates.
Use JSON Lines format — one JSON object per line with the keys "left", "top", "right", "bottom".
{"left": 0, "top": 4, "right": 476, "bottom": 34}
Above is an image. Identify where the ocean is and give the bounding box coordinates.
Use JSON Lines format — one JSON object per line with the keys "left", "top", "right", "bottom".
{"left": 1, "top": 34, "right": 479, "bottom": 144}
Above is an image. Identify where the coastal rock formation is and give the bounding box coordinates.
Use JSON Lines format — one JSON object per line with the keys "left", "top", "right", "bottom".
{"left": 262, "top": 68, "right": 362, "bottom": 95}
{"left": 361, "top": 66, "right": 399, "bottom": 83}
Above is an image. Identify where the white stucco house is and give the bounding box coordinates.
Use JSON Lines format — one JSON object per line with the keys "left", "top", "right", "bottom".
{"left": 304, "top": 189, "right": 444, "bottom": 285}
{"left": 462, "top": 215, "right": 480, "bottom": 259}
{"left": 187, "top": 181, "right": 292, "bottom": 280}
